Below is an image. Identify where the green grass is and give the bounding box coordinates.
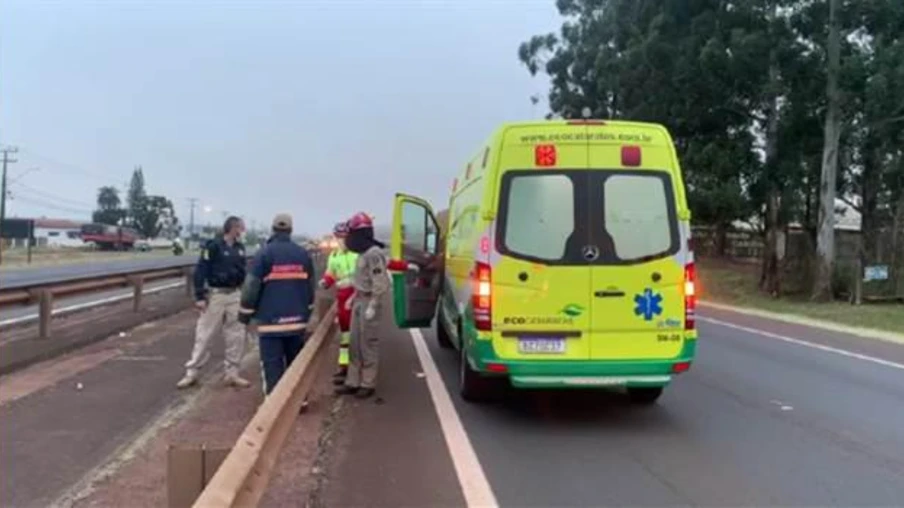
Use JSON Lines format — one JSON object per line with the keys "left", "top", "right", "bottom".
{"left": 0, "top": 248, "right": 177, "bottom": 271}
{"left": 698, "top": 260, "right": 904, "bottom": 334}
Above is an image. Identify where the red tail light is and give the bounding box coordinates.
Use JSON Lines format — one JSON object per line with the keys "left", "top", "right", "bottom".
{"left": 472, "top": 261, "right": 492, "bottom": 331}
{"left": 684, "top": 262, "right": 696, "bottom": 330}
{"left": 672, "top": 361, "right": 691, "bottom": 374}
{"left": 486, "top": 363, "right": 508, "bottom": 373}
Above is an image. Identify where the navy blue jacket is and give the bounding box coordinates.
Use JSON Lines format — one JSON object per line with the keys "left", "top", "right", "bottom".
{"left": 238, "top": 233, "right": 315, "bottom": 337}
{"left": 194, "top": 237, "right": 247, "bottom": 301}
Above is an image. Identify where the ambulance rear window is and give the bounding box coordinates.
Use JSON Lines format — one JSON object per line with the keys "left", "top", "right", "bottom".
{"left": 496, "top": 169, "right": 679, "bottom": 265}
{"left": 499, "top": 173, "right": 574, "bottom": 261}
{"left": 601, "top": 173, "right": 677, "bottom": 262}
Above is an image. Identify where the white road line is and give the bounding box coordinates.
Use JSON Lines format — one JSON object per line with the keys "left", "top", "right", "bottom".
{"left": 0, "top": 281, "right": 185, "bottom": 328}
{"left": 408, "top": 329, "right": 498, "bottom": 508}
{"left": 699, "top": 316, "right": 904, "bottom": 372}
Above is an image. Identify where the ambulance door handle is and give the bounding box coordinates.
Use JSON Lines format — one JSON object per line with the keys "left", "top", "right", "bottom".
{"left": 594, "top": 290, "right": 625, "bottom": 298}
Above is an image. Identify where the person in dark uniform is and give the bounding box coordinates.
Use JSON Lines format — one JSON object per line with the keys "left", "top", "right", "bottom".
{"left": 238, "top": 213, "right": 316, "bottom": 396}
{"left": 176, "top": 216, "right": 250, "bottom": 389}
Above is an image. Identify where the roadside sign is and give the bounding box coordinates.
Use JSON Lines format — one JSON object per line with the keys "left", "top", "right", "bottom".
{"left": 864, "top": 265, "right": 889, "bottom": 282}
{"left": 1, "top": 218, "right": 33, "bottom": 239}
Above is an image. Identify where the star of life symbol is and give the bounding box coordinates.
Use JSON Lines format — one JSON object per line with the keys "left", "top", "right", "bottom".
{"left": 634, "top": 288, "right": 663, "bottom": 321}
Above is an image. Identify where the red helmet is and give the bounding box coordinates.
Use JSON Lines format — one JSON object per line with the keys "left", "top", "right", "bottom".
{"left": 347, "top": 212, "right": 373, "bottom": 230}
{"left": 333, "top": 221, "right": 349, "bottom": 237}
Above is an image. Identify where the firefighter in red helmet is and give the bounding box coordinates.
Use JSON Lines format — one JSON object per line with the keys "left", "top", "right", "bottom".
{"left": 335, "top": 212, "right": 389, "bottom": 398}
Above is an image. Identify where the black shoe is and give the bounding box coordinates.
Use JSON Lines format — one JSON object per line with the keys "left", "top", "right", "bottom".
{"left": 333, "top": 376, "right": 347, "bottom": 386}
{"left": 355, "top": 388, "right": 376, "bottom": 399}
{"left": 335, "top": 385, "right": 358, "bottom": 395}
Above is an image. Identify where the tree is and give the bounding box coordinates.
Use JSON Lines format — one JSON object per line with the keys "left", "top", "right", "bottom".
{"left": 92, "top": 186, "right": 126, "bottom": 225}
{"left": 133, "top": 195, "right": 177, "bottom": 238}
{"left": 520, "top": 0, "right": 904, "bottom": 302}
{"left": 812, "top": 0, "right": 843, "bottom": 301}
{"left": 519, "top": 0, "right": 771, "bottom": 265}
{"left": 127, "top": 166, "right": 147, "bottom": 227}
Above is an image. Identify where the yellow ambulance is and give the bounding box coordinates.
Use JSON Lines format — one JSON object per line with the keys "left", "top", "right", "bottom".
{"left": 390, "top": 119, "right": 697, "bottom": 404}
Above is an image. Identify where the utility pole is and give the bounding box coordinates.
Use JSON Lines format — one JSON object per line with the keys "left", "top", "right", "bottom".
{"left": 0, "top": 146, "right": 20, "bottom": 265}
{"left": 187, "top": 197, "right": 198, "bottom": 248}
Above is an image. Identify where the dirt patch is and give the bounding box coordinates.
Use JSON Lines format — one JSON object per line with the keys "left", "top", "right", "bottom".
{"left": 261, "top": 341, "right": 345, "bottom": 507}
{"left": 302, "top": 396, "right": 348, "bottom": 508}
{"left": 69, "top": 295, "right": 340, "bottom": 508}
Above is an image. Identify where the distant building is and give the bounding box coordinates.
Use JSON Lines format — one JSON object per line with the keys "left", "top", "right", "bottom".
{"left": 730, "top": 198, "right": 862, "bottom": 233}
{"left": 33, "top": 218, "right": 86, "bottom": 248}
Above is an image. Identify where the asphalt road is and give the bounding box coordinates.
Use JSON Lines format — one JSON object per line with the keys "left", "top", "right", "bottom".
{"left": 0, "top": 308, "right": 253, "bottom": 508}
{"left": 323, "top": 306, "right": 904, "bottom": 506}
{"left": 0, "top": 255, "right": 197, "bottom": 289}
{"left": 0, "top": 279, "right": 186, "bottom": 330}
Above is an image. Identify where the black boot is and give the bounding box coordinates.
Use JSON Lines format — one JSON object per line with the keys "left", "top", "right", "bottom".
{"left": 355, "top": 387, "right": 376, "bottom": 399}
{"left": 335, "top": 385, "right": 358, "bottom": 396}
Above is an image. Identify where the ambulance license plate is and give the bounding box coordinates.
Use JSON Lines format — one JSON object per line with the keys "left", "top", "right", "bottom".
{"left": 518, "top": 337, "right": 566, "bottom": 354}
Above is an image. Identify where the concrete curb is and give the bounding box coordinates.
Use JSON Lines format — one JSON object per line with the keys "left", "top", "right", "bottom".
{"left": 699, "top": 300, "right": 904, "bottom": 345}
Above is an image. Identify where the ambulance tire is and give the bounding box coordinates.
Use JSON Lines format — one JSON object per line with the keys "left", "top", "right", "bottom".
{"left": 435, "top": 313, "right": 454, "bottom": 349}
{"left": 459, "top": 343, "right": 492, "bottom": 403}
{"left": 627, "top": 387, "right": 664, "bottom": 405}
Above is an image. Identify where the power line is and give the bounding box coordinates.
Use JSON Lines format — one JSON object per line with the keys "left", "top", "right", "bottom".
{"left": 11, "top": 195, "right": 93, "bottom": 215}
{"left": 17, "top": 148, "right": 120, "bottom": 183}
{"left": 11, "top": 182, "right": 95, "bottom": 208}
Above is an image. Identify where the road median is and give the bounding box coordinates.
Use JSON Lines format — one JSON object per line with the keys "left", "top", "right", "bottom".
{"left": 0, "top": 286, "right": 192, "bottom": 375}
{"left": 66, "top": 291, "right": 340, "bottom": 508}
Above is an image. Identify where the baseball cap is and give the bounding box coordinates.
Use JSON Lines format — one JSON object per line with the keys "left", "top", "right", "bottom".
{"left": 272, "top": 213, "right": 293, "bottom": 230}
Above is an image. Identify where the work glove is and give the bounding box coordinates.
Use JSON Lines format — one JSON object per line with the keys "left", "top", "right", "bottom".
{"left": 387, "top": 259, "right": 421, "bottom": 273}
{"left": 320, "top": 274, "right": 336, "bottom": 290}
{"left": 364, "top": 302, "right": 376, "bottom": 321}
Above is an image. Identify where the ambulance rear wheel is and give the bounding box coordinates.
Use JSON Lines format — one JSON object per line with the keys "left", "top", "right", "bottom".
{"left": 627, "top": 387, "right": 663, "bottom": 405}
{"left": 435, "top": 313, "right": 454, "bottom": 349}
{"left": 459, "top": 345, "right": 490, "bottom": 403}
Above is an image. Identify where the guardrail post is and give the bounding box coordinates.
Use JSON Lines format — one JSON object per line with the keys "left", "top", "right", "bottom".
{"left": 38, "top": 290, "right": 53, "bottom": 339}
{"left": 183, "top": 267, "right": 194, "bottom": 298}
{"left": 129, "top": 275, "right": 145, "bottom": 312}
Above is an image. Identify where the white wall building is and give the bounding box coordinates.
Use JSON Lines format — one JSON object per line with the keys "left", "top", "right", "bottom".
{"left": 33, "top": 218, "right": 85, "bottom": 248}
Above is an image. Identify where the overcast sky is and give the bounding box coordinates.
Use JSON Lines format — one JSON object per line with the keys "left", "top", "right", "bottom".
{"left": 1, "top": 0, "right": 556, "bottom": 236}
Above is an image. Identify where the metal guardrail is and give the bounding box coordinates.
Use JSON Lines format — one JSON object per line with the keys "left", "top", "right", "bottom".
{"left": 0, "top": 264, "right": 196, "bottom": 339}
{"left": 0, "top": 249, "right": 327, "bottom": 339}
{"left": 193, "top": 301, "right": 337, "bottom": 508}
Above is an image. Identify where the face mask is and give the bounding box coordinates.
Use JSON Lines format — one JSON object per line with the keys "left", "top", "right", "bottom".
{"left": 345, "top": 231, "right": 370, "bottom": 254}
